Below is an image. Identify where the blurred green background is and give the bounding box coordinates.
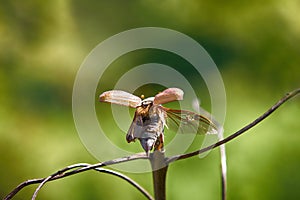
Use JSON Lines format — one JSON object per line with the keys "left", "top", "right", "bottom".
{"left": 1, "top": 0, "right": 299, "bottom": 199}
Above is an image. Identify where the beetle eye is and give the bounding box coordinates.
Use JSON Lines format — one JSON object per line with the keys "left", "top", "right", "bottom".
{"left": 142, "top": 103, "right": 148, "bottom": 108}
{"left": 141, "top": 101, "right": 152, "bottom": 108}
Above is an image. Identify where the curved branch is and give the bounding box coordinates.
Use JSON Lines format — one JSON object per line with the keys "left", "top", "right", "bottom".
{"left": 32, "top": 163, "right": 89, "bottom": 200}
{"left": 4, "top": 153, "right": 148, "bottom": 200}
{"left": 94, "top": 168, "right": 153, "bottom": 200}
{"left": 166, "top": 88, "right": 300, "bottom": 164}
{"left": 5, "top": 163, "right": 89, "bottom": 200}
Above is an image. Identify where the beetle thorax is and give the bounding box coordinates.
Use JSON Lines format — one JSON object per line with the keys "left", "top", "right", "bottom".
{"left": 136, "top": 97, "right": 155, "bottom": 118}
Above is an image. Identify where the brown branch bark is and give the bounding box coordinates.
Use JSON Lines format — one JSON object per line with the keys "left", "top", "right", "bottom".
{"left": 150, "top": 150, "right": 168, "bottom": 200}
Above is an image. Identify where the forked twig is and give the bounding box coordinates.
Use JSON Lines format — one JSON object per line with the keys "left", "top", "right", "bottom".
{"left": 4, "top": 88, "right": 299, "bottom": 200}
{"left": 4, "top": 154, "right": 149, "bottom": 200}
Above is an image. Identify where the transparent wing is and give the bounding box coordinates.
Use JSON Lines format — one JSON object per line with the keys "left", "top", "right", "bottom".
{"left": 99, "top": 90, "right": 141, "bottom": 108}
{"left": 162, "top": 107, "right": 220, "bottom": 135}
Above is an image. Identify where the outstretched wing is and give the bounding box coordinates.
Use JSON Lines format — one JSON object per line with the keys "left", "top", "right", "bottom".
{"left": 153, "top": 88, "right": 184, "bottom": 105}
{"left": 99, "top": 90, "right": 142, "bottom": 108}
{"left": 162, "top": 107, "right": 220, "bottom": 135}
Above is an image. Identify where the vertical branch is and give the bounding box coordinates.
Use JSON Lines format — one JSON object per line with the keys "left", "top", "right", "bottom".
{"left": 219, "top": 136, "right": 227, "bottom": 200}
{"left": 150, "top": 150, "right": 168, "bottom": 200}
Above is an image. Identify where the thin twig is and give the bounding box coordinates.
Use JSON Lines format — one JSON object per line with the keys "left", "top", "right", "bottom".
{"left": 31, "top": 175, "right": 52, "bottom": 200}
{"left": 31, "top": 163, "right": 89, "bottom": 200}
{"left": 31, "top": 166, "right": 154, "bottom": 200}
{"left": 4, "top": 153, "right": 148, "bottom": 200}
{"left": 94, "top": 168, "right": 153, "bottom": 200}
{"left": 4, "top": 163, "right": 89, "bottom": 200}
{"left": 166, "top": 88, "right": 300, "bottom": 164}
{"left": 4, "top": 179, "right": 43, "bottom": 200}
